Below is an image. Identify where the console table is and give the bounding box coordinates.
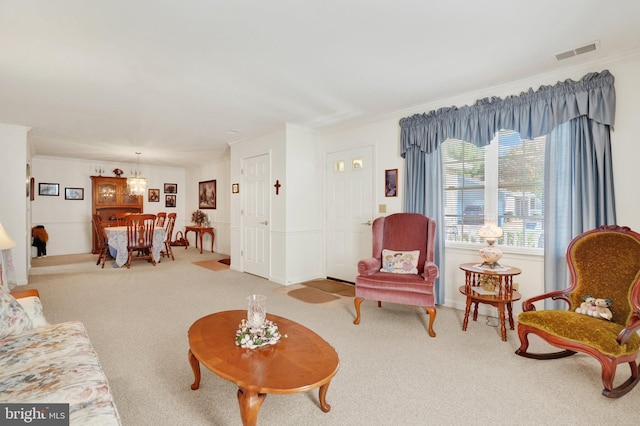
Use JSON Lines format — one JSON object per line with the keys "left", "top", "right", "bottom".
{"left": 184, "top": 226, "right": 214, "bottom": 254}
{"left": 458, "top": 262, "right": 522, "bottom": 342}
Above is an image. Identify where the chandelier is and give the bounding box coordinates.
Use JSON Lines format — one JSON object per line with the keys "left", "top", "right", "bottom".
{"left": 127, "top": 152, "right": 148, "bottom": 196}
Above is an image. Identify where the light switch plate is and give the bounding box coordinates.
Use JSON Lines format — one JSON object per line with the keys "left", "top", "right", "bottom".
{"left": 379, "top": 204, "right": 386, "bottom": 213}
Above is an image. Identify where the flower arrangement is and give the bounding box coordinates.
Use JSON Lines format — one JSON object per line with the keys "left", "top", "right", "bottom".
{"left": 112, "top": 168, "right": 124, "bottom": 177}
{"left": 235, "top": 318, "right": 282, "bottom": 349}
{"left": 191, "top": 210, "right": 208, "bottom": 224}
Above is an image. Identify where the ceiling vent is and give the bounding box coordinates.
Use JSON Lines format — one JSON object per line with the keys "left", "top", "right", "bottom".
{"left": 555, "top": 42, "right": 598, "bottom": 61}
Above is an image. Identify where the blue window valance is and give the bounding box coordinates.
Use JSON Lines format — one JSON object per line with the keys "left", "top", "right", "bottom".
{"left": 399, "top": 70, "right": 616, "bottom": 155}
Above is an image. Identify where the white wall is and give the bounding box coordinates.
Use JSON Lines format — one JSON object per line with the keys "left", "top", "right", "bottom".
{"left": 185, "top": 157, "right": 231, "bottom": 255}
{"left": 229, "top": 124, "right": 324, "bottom": 285}
{"left": 31, "top": 156, "right": 186, "bottom": 255}
{"left": 284, "top": 124, "right": 323, "bottom": 283}
{"left": 0, "top": 123, "right": 30, "bottom": 285}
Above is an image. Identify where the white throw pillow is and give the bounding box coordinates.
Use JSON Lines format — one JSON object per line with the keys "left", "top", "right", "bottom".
{"left": 0, "top": 288, "right": 34, "bottom": 339}
{"left": 380, "top": 249, "right": 420, "bottom": 274}
{"left": 16, "top": 296, "right": 49, "bottom": 328}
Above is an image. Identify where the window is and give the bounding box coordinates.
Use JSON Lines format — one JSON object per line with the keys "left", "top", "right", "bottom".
{"left": 443, "top": 130, "right": 545, "bottom": 248}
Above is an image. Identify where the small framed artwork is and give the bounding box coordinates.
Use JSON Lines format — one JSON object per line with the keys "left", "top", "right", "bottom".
{"left": 164, "top": 183, "right": 177, "bottom": 193}
{"left": 39, "top": 183, "right": 60, "bottom": 196}
{"left": 165, "top": 194, "right": 176, "bottom": 208}
{"left": 148, "top": 188, "right": 160, "bottom": 202}
{"left": 232, "top": 183, "right": 239, "bottom": 194}
{"left": 385, "top": 169, "right": 398, "bottom": 197}
{"left": 198, "top": 179, "right": 216, "bottom": 209}
{"left": 64, "top": 187, "right": 84, "bottom": 200}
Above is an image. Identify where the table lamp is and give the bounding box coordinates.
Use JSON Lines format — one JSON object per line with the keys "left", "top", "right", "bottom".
{"left": 0, "top": 222, "right": 18, "bottom": 291}
{"left": 0, "top": 222, "right": 17, "bottom": 250}
{"left": 478, "top": 221, "right": 503, "bottom": 269}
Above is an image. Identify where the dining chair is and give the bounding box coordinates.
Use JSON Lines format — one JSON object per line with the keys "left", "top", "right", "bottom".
{"left": 92, "top": 214, "right": 111, "bottom": 268}
{"left": 160, "top": 213, "right": 176, "bottom": 261}
{"left": 115, "top": 212, "right": 133, "bottom": 226}
{"left": 155, "top": 212, "right": 167, "bottom": 228}
{"left": 124, "top": 214, "right": 157, "bottom": 268}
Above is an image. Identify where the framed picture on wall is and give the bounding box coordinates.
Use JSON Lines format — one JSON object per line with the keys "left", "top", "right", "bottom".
{"left": 148, "top": 188, "right": 160, "bottom": 202}
{"left": 164, "top": 183, "right": 177, "bottom": 193}
{"left": 165, "top": 194, "right": 176, "bottom": 208}
{"left": 198, "top": 179, "right": 216, "bottom": 209}
{"left": 64, "top": 187, "right": 84, "bottom": 200}
{"left": 39, "top": 183, "right": 59, "bottom": 196}
{"left": 385, "top": 169, "right": 398, "bottom": 197}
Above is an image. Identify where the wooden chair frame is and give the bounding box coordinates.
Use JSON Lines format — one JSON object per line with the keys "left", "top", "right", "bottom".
{"left": 125, "top": 214, "right": 157, "bottom": 268}
{"left": 92, "top": 214, "right": 111, "bottom": 268}
{"left": 516, "top": 225, "right": 640, "bottom": 398}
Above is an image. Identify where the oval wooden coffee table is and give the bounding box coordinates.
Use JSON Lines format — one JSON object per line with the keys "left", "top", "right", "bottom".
{"left": 188, "top": 310, "right": 340, "bottom": 426}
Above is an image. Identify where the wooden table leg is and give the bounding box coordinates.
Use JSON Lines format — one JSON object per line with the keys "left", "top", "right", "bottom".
{"left": 237, "top": 388, "right": 266, "bottom": 426}
{"left": 318, "top": 381, "right": 332, "bottom": 412}
{"left": 185, "top": 229, "right": 193, "bottom": 251}
{"left": 198, "top": 231, "right": 204, "bottom": 254}
{"left": 208, "top": 229, "right": 214, "bottom": 253}
{"left": 497, "top": 304, "right": 507, "bottom": 341}
{"left": 507, "top": 302, "right": 515, "bottom": 330}
{"left": 462, "top": 297, "right": 472, "bottom": 331}
{"left": 472, "top": 301, "right": 479, "bottom": 322}
{"left": 189, "top": 349, "right": 201, "bottom": 390}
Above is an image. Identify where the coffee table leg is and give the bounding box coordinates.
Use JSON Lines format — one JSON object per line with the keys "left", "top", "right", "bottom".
{"left": 318, "top": 381, "right": 332, "bottom": 412}
{"left": 237, "top": 388, "right": 266, "bottom": 426}
{"left": 188, "top": 349, "right": 201, "bottom": 390}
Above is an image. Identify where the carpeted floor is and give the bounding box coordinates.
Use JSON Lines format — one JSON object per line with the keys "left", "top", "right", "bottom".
{"left": 193, "top": 259, "right": 230, "bottom": 271}
{"left": 20, "top": 251, "right": 640, "bottom": 425}
{"left": 31, "top": 253, "right": 96, "bottom": 267}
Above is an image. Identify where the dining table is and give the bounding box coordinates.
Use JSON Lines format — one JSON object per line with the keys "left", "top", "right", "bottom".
{"left": 104, "top": 226, "right": 166, "bottom": 268}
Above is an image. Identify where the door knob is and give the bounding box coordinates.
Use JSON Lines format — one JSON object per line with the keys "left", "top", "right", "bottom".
{"left": 362, "top": 220, "right": 372, "bottom": 226}
{"left": 259, "top": 220, "right": 269, "bottom": 225}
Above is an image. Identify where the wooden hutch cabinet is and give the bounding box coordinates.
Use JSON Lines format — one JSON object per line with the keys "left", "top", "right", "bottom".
{"left": 91, "top": 176, "right": 143, "bottom": 253}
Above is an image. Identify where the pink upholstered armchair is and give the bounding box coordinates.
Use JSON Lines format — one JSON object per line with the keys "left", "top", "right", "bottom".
{"left": 353, "top": 213, "right": 439, "bottom": 337}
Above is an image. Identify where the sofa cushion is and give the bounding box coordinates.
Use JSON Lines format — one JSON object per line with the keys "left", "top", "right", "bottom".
{"left": 0, "top": 321, "right": 121, "bottom": 425}
{"left": 0, "top": 287, "right": 33, "bottom": 339}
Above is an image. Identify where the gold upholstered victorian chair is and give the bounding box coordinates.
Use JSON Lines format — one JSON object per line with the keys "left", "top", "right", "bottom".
{"left": 353, "top": 213, "right": 439, "bottom": 337}
{"left": 516, "top": 225, "right": 640, "bottom": 398}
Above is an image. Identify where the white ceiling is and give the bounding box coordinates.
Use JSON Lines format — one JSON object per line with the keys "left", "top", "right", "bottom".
{"left": 2, "top": 1, "right": 640, "bottom": 168}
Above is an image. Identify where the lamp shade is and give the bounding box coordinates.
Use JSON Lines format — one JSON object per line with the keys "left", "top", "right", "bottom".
{"left": 478, "top": 222, "right": 503, "bottom": 240}
{"left": 0, "top": 222, "right": 17, "bottom": 250}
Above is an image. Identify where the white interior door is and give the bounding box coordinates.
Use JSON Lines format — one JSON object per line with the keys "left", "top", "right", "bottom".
{"left": 326, "top": 146, "right": 374, "bottom": 282}
{"left": 242, "top": 154, "right": 270, "bottom": 278}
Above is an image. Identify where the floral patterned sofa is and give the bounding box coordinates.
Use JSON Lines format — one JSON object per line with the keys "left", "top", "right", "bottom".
{"left": 1, "top": 288, "right": 121, "bottom": 425}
